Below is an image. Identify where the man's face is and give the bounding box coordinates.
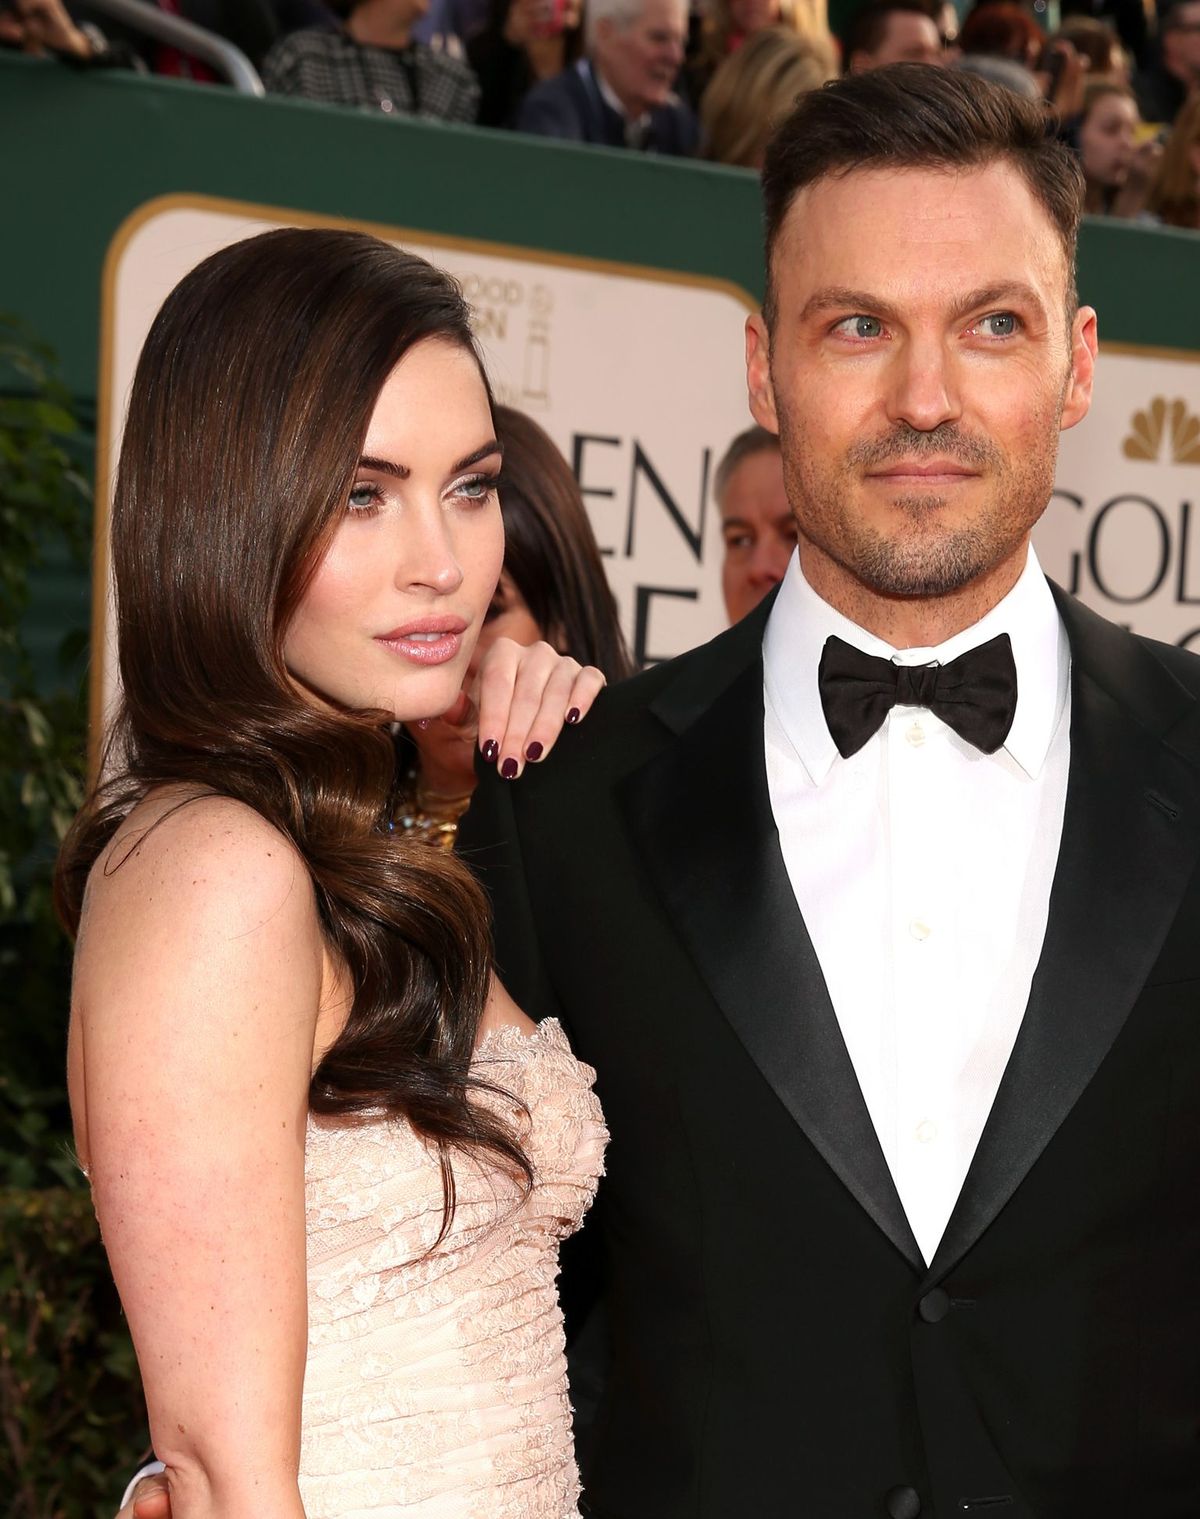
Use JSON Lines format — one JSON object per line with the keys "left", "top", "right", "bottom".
{"left": 745, "top": 163, "right": 1097, "bottom": 612}
{"left": 593, "top": 0, "right": 687, "bottom": 115}
{"left": 851, "top": 11, "right": 944, "bottom": 70}
{"left": 1165, "top": 0, "right": 1200, "bottom": 83}
{"left": 719, "top": 447, "right": 797, "bottom": 623}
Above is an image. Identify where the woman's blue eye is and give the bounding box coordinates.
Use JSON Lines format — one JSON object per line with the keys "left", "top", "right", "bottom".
{"left": 348, "top": 483, "right": 380, "bottom": 510}
{"left": 453, "top": 473, "right": 498, "bottom": 501}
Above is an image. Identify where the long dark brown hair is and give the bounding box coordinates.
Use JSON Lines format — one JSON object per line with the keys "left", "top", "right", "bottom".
{"left": 493, "top": 405, "right": 636, "bottom": 682}
{"left": 56, "top": 227, "right": 531, "bottom": 1224}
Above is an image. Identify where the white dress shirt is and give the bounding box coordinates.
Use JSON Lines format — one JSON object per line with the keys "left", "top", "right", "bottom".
{"left": 762, "top": 547, "right": 1071, "bottom": 1264}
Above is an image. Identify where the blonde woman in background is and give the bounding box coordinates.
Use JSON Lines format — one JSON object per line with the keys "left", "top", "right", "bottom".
{"left": 699, "top": 26, "right": 834, "bottom": 167}
{"left": 685, "top": 0, "right": 835, "bottom": 106}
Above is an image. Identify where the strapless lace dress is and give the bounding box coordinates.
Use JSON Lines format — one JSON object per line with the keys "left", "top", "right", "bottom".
{"left": 298, "top": 1019, "right": 607, "bottom": 1519}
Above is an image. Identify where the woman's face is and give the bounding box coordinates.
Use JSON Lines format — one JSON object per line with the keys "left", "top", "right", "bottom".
{"left": 407, "top": 570, "right": 548, "bottom": 789}
{"left": 1079, "top": 94, "right": 1139, "bottom": 189}
{"left": 283, "top": 338, "right": 504, "bottom": 722}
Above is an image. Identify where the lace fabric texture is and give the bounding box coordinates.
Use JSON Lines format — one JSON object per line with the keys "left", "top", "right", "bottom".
{"left": 298, "top": 1019, "right": 607, "bottom": 1519}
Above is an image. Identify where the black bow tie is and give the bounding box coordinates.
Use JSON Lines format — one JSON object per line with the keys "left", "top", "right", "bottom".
{"left": 818, "top": 632, "right": 1018, "bottom": 759}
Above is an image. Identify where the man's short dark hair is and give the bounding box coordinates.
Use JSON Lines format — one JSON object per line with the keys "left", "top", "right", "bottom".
{"left": 714, "top": 425, "right": 781, "bottom": 504}
{"left": 845, "top": 0, "right": 940, "bottom": 62}
{"left": 760, "top": 64, "right": 1085, "bottom": 329}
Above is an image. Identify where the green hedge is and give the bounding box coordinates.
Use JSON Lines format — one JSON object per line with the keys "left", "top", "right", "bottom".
{"left": 0, "top": 320, "right": 150, "bottom": 1516}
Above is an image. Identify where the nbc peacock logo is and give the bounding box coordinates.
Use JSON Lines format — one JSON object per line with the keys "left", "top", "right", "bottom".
{"left": 1122, "top": 398, "right": 1200, "bottom": 465}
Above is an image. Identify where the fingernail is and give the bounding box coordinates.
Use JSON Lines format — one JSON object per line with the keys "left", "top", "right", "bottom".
{"left": 566, "top": 707, "right": 581, "bottom": 725}
{"left": 526, "top": 741, "right": 544, "bottom": 762}
{"left": 501, "top": 757, "right": 519, "bottom": 780}
{"left": 482, "top": 739, "right": 499, "bottom": 763}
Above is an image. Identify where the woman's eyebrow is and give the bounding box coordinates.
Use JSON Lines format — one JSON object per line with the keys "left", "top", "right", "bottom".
{"left": 356, "top": 439, "right": 502, "bottom": 478}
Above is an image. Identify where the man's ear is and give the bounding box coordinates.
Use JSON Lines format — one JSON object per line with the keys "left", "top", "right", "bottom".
{"left": 745, "top": 313, "right": 780, "bottom": 435}
{"left": 1060, "top": 304, "right": 1098, "bottom": 433}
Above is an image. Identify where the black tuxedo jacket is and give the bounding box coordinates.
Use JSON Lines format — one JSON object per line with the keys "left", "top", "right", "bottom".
{"left": 457, "top": 586, "right": 1200, "bottom": 1519}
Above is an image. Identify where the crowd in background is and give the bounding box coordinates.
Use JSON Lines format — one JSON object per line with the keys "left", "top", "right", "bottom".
{"left": 4, "top": 0, "right": 1200, "bottom": 225}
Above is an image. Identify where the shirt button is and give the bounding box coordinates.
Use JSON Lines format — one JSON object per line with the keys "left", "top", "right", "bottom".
{"left": 915, "top": 1120, "right": 938, "bottom": 1144}
{"left": 883, "top": 1486, "right": 922, "bottom": 1519}
{"left": 909, "top": 918, "right": 932, "bottom": 941}
{"left": 906, "top": 720, "right": 925, "bottom": 747}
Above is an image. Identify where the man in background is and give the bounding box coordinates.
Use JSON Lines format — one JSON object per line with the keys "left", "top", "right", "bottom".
{"left": 845, "top": 0, "right": 944, "bottom": 71}
{"left": 515, "top": 0, "right": 697, "bottom": 152}
{"left": 715, "top": 425, "right": 795, "bottom": 624}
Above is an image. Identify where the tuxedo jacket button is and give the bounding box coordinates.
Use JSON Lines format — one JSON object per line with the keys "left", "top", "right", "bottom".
{"left": 883, "top": 1486, "right": 922, "bottom": 1518}
{"left": 918, "top": 1287, "right": 951, "bottom": 1323}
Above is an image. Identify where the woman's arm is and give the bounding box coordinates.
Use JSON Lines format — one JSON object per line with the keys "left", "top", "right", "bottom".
{"left": 71, "top": 797, "right": 326, "bottom": 1519}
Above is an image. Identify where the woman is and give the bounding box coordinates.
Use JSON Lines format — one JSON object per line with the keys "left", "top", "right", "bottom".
{"left": 684, "top": 0, "right": 835, "bottom": 110}
{"left": 698, "top": 27, "right": 834, "bottom": 170}
{"left": 394, "top": 403, "right": 635, "bottom": 848}
{"left": 1072, "top": 80, "right": 1159, "bottom": 217}
{"left": 57, "top": 228, "right": 608, "bottom": 1518}
{"left": 466, "top": 0, "right": 584, "bottom": 127}
{"left": 1053, "top": 16, "right": 1129, "bottom": 83}
{"left": 1144, "top": 94, "right": 1200, "bottom": 229}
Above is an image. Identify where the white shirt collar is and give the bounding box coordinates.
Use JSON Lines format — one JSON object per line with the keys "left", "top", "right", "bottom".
{"left": 763, "top": 545, "right": 1069, "bottom": 785}
{"left": 590, "top": 59, "right": 651, "bottom": 137}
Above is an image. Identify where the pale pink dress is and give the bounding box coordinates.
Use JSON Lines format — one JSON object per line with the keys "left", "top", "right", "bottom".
{"left": 297, "top": 1019, "right": 607, "bottom": 1519}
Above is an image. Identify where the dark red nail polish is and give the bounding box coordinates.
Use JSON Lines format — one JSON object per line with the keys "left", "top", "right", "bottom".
{"left": 482, "top": 739, "right": 499, "bottom": 763}
{"left": 501, "top": 757, "right": 519, "bottom": 780}
{"left": 566, "top": 707, "right": 581, "bottom": 725}
{"left": 526, "top": 741, "right": 544, "bottom": 762}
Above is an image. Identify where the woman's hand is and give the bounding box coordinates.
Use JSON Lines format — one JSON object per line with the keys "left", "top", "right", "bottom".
{"left": 435, "top": 640, "right": 606, "bottom": 780}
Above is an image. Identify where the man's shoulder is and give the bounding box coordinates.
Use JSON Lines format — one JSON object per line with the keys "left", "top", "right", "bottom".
{"left": 263, "top": 25, "right": 342, "bottom": 67}
{"left": 420, "top": 44, "right": 477, "bottom": 88}
{"left": 1054, "top": 581, "right": 1200, "bottom": 721}
{"left": 650, "top": 92, "right": 700, "bottom": 153}
{"left": 518, "top": 65, "right": 587, "bottom": 123}
{"left": 530, "top": 605, "right": 768, "bottom": 783}
{"left": 1130, "top": 628, "right": 1200, "bottom": 697}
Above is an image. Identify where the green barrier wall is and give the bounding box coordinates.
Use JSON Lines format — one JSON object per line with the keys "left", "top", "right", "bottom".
{"left": 4, "top": 49, "right": 1199, "bottom": 415}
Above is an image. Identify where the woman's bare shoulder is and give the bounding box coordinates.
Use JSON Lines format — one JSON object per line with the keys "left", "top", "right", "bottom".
{"left": 78, "top": 786, "right": 317, "bottom": 963}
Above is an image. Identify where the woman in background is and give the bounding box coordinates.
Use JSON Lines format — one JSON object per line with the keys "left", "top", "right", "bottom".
{"left": 467, "top": 0, "right": 584, "bottom": 125}
{"left": 395, "top": 403, "right": 635, "bottom": 848}
{"left": 685, "top": 0, "right": 834, "bottom": 109}
{"left": 1073, "top": 79, "right": 1159, "bottom": 217}
{"left": 1144, "top": 94, "right": 1200, "bottom": 228}
{"left": 58, "top": 227, "right": 607, "bottom": 1519}
{"left": 699, "top": 26, "right": 834, "bottom": 169}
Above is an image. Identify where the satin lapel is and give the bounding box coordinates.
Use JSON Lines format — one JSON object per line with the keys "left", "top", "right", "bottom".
{"left": 620, "top": 646, "right": 923, "bottom": 1270}
{"left": 928, "top": 591, "right": 1200, "bottom": 1280}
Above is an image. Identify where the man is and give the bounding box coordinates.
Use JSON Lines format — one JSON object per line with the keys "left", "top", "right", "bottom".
{"left": 845, "top": 0, "right": 944, "bottom": 71}
{"left": 460, "top": 65, "right": 1200, "bottom": 1517}
{"left": 514, "top": 0, "right": 697, "bottom": 153}
{"left": 261, "top": 0, "right": 479, "bottom": 124}
{"left": 1134, "top": 0, "right": 1200, "bottom": 125}
{"left": 715, "top": 425, "right": 796, "bottom": 624}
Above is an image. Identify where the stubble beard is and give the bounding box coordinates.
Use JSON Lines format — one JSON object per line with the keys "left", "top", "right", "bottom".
{"left": 780, "top": 417, "right": 1061, "bottom": 602}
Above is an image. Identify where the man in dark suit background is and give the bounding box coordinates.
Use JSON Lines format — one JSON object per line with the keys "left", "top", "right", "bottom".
{"left": 461, "top": 65, "right": 1200, "bottom": 1519}
{"left": 515, "top": 0, "right": 697, "bottom": 153}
